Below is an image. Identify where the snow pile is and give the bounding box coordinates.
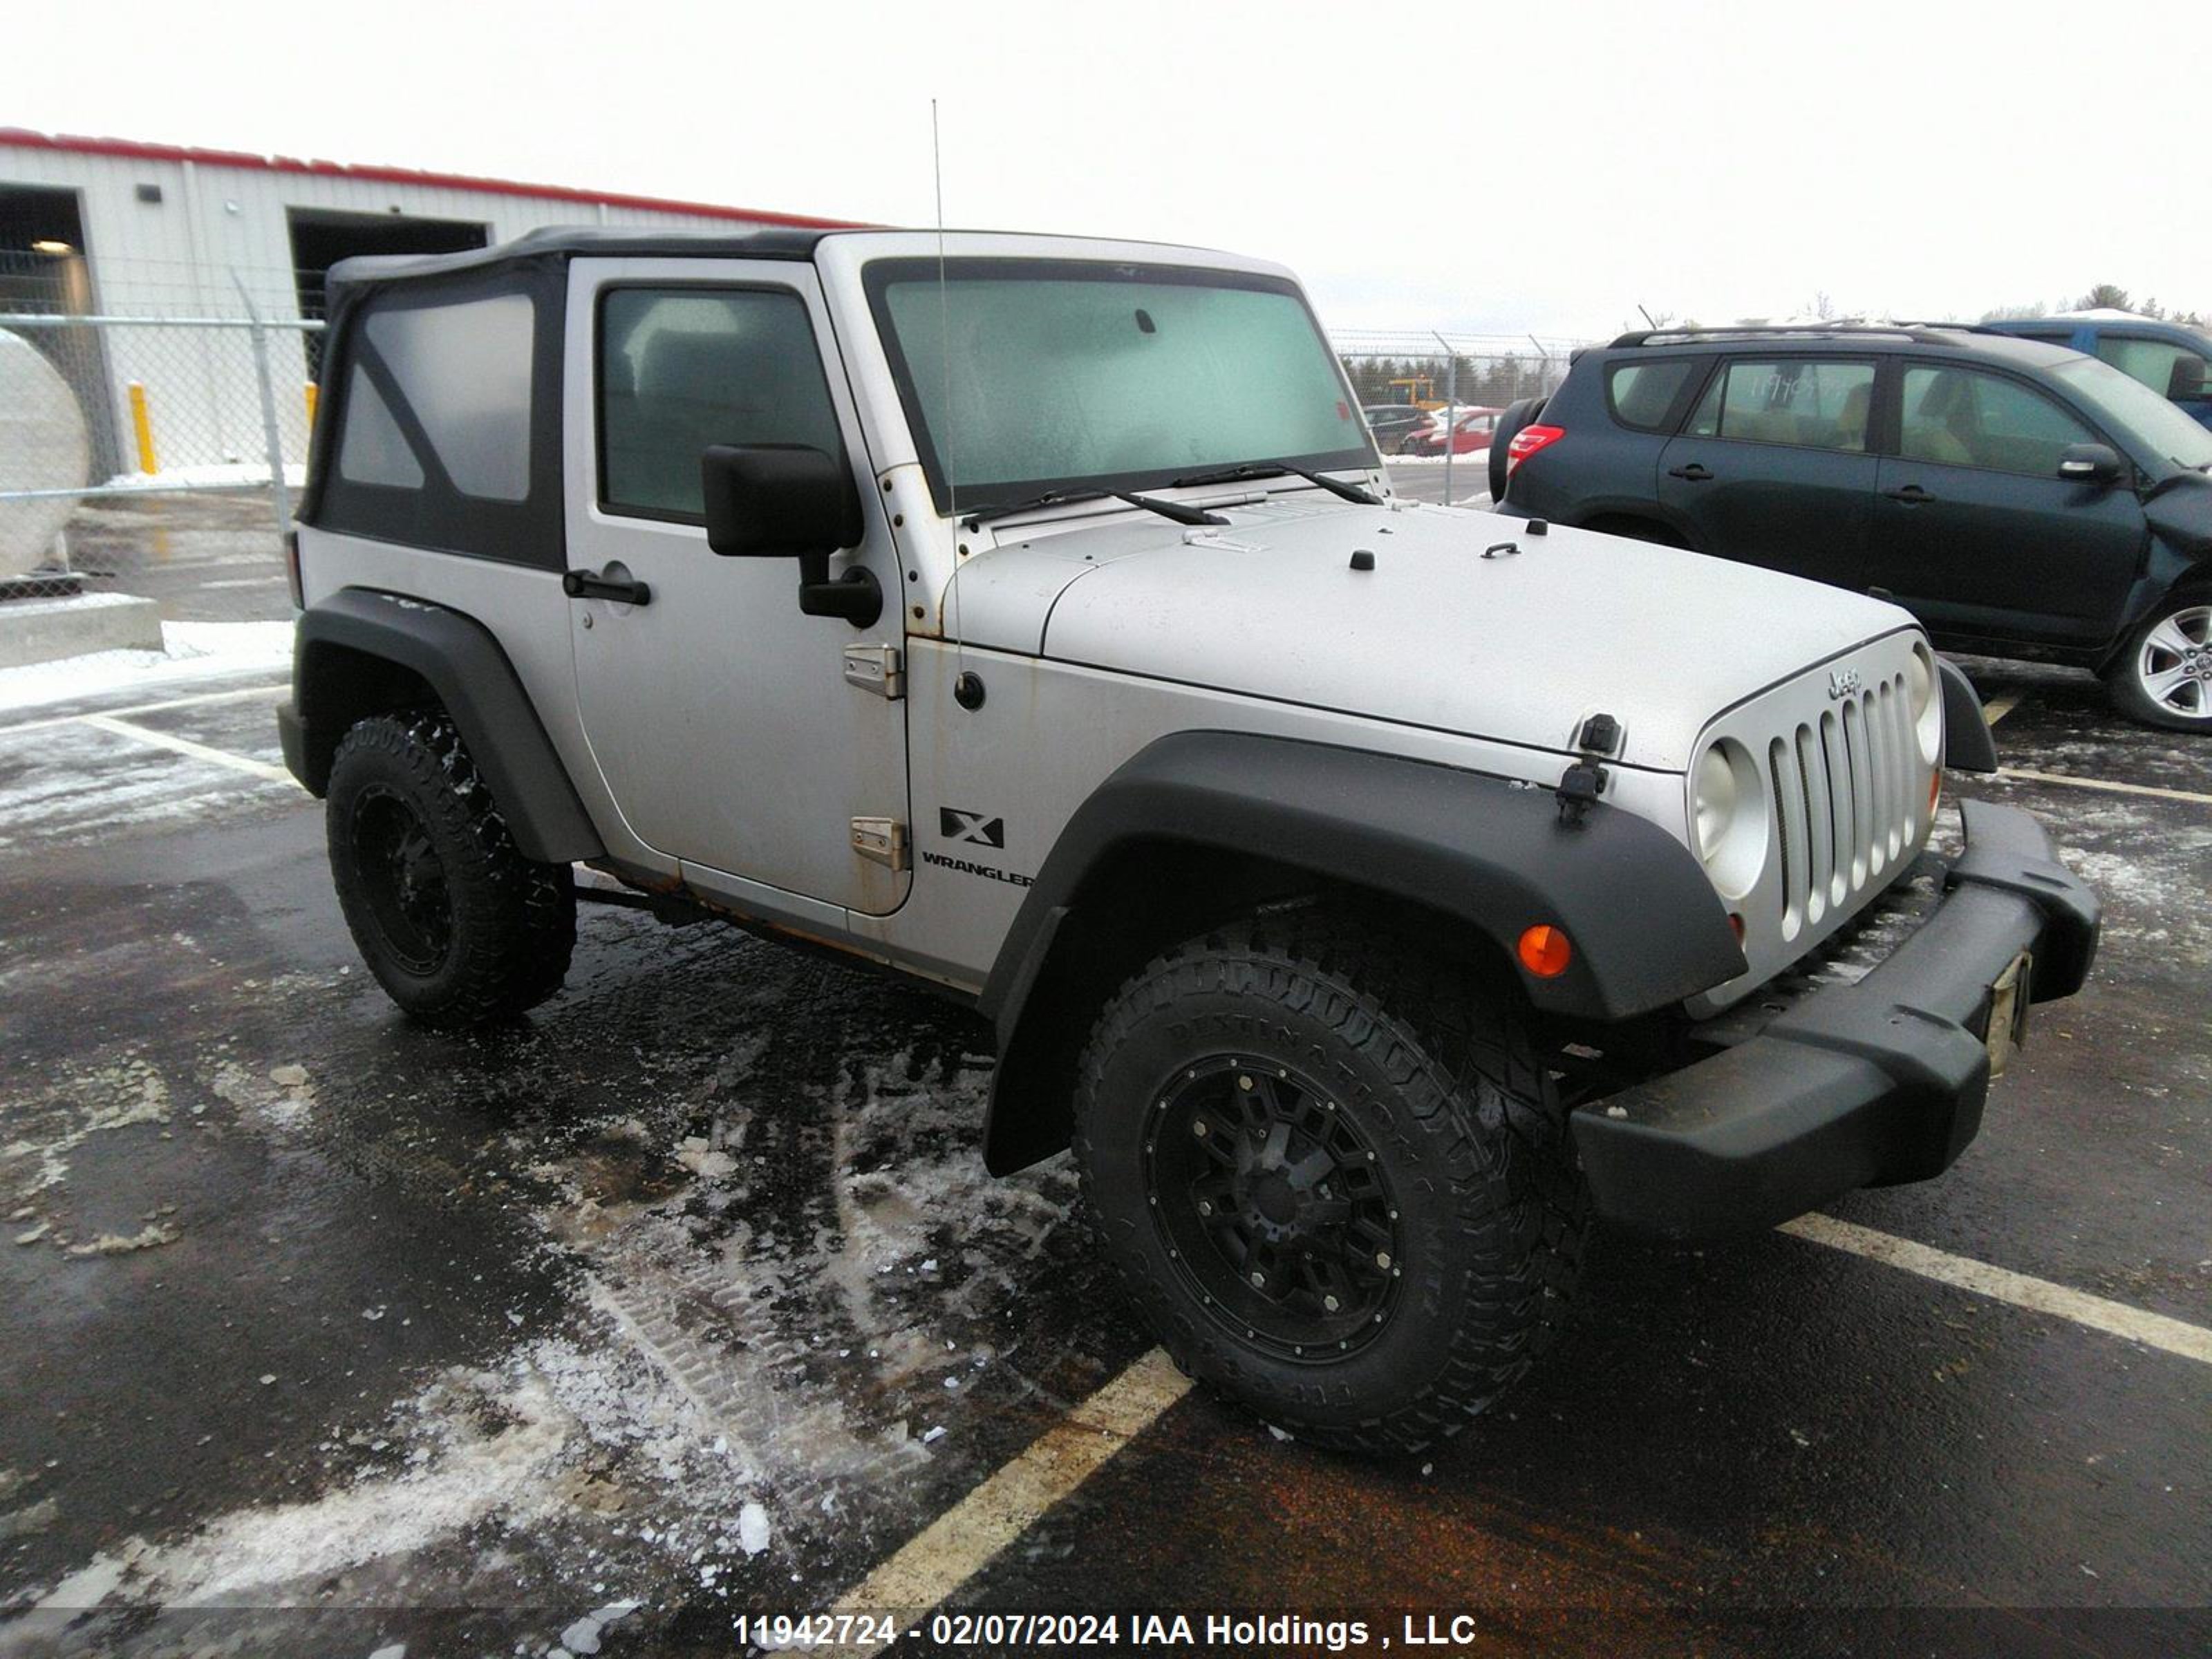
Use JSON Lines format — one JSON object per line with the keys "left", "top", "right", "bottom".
{"left": 0, "top": 617, "right": 293, "bottom": 714}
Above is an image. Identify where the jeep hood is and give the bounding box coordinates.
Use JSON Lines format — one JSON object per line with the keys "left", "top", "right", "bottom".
{"left": 947, "top": 497, "right": 1918, "bottom": 772}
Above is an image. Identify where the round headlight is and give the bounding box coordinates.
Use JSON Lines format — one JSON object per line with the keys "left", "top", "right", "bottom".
{"left": 1692, "top": 738, "right": 1768, "bottom": 901}
{"left": 1694, "top": 746, "right": 1737, "bottom": 853}
{"left": 1909, "top": 641, "right": 1942, "bottom": 765}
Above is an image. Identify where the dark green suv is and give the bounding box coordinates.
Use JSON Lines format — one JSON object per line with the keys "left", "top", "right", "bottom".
{"left": 1494, "top": 325, "right": 2212, "bottom": 731}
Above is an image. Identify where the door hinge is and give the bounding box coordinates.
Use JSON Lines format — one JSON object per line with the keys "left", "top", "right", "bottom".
{"left": 850, "top": 816, "right": 908, "bottom": 871}
{"left": 843, "top": 643, "right": 904, "bottom": 700}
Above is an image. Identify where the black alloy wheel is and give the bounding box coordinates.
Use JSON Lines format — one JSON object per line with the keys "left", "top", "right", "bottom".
{"left": 1146, "top": 1055, "right": 1401, "bottom": 1358}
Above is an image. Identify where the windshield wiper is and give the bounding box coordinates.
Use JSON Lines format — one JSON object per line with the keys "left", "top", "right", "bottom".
{"left": 960, "top": 488, "right": 1226, "bottom": 529}
{"left": 1170, "top": 462, "right": 1382, "bottom": 506}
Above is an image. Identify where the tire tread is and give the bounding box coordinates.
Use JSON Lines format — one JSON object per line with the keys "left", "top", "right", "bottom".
{"left": 327, "top": 711, "right": 575, "bottom": 1027}
{"left": 1072, "top": 906, "right": 1586, "bottom": 1456}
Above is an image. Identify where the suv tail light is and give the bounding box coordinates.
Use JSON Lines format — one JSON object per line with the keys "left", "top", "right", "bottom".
{"left": 284, "top": 529, "right": 303, "bottom": 610}
{"left": 1506, "top": 424, "right": 1565, "bottom": 478}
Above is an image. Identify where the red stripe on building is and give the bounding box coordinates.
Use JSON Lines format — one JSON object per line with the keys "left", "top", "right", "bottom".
{"left": 0, "top": 128, "right": 863, "bottom": 229}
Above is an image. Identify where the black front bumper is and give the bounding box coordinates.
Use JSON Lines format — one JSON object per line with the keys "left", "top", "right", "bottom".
{"left": 1572, "top": 800, "right": 2100, "bottom": 1240}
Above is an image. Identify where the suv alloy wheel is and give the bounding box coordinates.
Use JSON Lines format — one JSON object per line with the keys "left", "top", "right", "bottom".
{"left": 2110, "top": 594, "right": 2212, "bottom": 730}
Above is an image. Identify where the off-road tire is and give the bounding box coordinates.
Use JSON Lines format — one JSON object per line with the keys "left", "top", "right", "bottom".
{"left": 1488, "top": 395, "right": 1546, "bottom": 502}
{"left": 1072, "top": 907, "right": 1586, "bottom": 1455}
{"left": 2104, "top": 589, "right": 2212, "bottom": 732}
{"left": 326, "top": 711, "right": 576, "bottom": 1027}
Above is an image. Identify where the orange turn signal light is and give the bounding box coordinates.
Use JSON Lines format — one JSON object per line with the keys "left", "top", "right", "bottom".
{"left": 1517, "top": 924, "right": 1573, "bottom": 979}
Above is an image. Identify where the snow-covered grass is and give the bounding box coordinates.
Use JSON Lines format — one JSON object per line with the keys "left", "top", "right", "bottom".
{"left": 0, "top": 617, "right": 294, "bottom": 715}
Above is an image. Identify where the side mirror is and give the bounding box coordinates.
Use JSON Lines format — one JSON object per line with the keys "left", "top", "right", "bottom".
{"left": 2056, "top": 442, "right": 2124, "bottom": 487}
{"left": 2166, "top": 356, "right": 2207, "bottom": 402}
{"left": 701, "top": 444, "right": 879, "bottom": 626}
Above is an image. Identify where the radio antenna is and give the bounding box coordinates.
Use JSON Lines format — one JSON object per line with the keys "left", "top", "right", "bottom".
{"left": 933, "top": 98, "right": 967, "bottom": 682}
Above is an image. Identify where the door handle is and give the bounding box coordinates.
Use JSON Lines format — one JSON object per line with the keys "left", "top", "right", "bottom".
{"left": 1883, "top": 485, "right": 1936, "bottom": 505}
{"left": 563, "top": 568, "right": 653, "bottom": 606}
{"left": 1667, "top": 463, "right": 1712, "bottom": 482}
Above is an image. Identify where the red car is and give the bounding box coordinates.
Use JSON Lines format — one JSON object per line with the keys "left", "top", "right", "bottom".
{"left": 1400, "top": 406, "right": 1501, "bottom": 456}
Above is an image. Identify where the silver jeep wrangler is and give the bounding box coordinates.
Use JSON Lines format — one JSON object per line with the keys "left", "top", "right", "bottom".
{"left": 280, "top": 227, "right": 2099, "bottom": 1453}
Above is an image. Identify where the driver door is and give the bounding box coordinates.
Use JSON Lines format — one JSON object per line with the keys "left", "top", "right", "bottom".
{"left": 561, "top": 257, "right": 910, "bottom": 915}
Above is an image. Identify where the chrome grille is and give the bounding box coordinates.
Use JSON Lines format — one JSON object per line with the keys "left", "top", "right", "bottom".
{"left": 1767, "top": 672, "right": 1918, "bottom": 941}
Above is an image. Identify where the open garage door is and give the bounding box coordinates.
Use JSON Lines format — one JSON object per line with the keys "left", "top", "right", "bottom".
{"left": 0, "top": 182, "right": 122, "bottom": 482}
{"left": 287, "top": 207, "right": 489, "bottom": 376}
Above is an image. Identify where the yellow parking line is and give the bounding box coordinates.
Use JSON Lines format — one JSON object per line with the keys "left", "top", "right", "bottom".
{"left": 1981, "top": 691, "right": 2023, "bottom": 727}
{"left": 1782, "top": 1215, "right": 2212, "bottom": 1366}
{"left": 1998, "top": 767, "right": 2212, "bottom": 809}
{"left": 823, "top": 1349, "right": 1190, "bottom": 1654}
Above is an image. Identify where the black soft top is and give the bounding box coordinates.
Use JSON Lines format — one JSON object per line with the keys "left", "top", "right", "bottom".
{"left": 326, "top": 224, "right": 847, "bottom": 290}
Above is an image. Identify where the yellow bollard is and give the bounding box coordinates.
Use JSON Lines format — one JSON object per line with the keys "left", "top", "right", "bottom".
{"left": 128, "top": 381, "right": 158, "bottom": 475}
{"left": 304, "top": 380, "right": 318, "bottom": 432}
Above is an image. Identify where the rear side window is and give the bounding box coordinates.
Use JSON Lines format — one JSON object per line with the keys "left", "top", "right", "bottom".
{"left": 1686, "top": 358, "right": 1875, "bottom": 452}
{"left": 597, "top": 288, "right": 843, "bottom": 521}
{"left": 310, "top": 265, "right": 563, "bottom": 568}
{"left": 359, "top": 296, "right": 533, "bottom": 500}
{"left": 1899, "top": 366, "right": 2094, "bottom": 476}
{"left": 1605, "top": 359, "right": 1698, "bottom": 431}
{"left": 335, "top": 367, "right": 423, "bottom": 489}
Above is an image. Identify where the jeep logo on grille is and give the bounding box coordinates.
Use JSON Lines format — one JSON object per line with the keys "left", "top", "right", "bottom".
{"left": 1828, "top": 668, "right": 1862, "bottom": 700}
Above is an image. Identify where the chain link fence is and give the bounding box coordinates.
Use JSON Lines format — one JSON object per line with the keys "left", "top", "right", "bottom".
{"left": 1, "top": 252, "right": 319, "bottom": 601}
{"left": 1327, "top": 329, "right": 1587, "bottom": 504}
{"left": 1331, "top": 328, "right": 1583, "bottom": 428}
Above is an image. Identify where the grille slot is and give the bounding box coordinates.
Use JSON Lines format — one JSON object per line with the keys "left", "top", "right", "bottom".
{"left": 1765, "top": 673, "right": 1917, "bottom": 939}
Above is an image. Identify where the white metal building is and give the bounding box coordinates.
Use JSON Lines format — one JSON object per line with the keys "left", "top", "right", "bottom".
{"left": 0, "top": 128, "right": 852, "bottom": 483}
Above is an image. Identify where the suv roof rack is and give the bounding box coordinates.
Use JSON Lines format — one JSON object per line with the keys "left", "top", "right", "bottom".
{"left": 1606, "top": 321, "right": 1990, "bottom": 349}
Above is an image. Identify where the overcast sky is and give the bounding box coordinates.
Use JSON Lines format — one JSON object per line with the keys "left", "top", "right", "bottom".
{"left": 13, "top": 0, "right": 2204, "bottom": 339}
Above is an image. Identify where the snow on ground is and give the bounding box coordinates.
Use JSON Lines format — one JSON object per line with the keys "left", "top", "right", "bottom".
{"left": 0, "top": 715, "right": 293, "bottom": 855}
{"left": 8, "top": 973, "right": 1100, "bottom": 1637}
{"left": 18, "top": 1329, "right": 717, "bottom": 1620}
{"left": 0, "top": 619, "right": 293, "bottom": 716}
{"left": 99, "top": 464, "right": 306, "bottom": 492}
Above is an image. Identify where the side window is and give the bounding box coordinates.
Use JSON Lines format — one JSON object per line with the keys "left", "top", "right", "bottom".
{"left": 1683, "top": 359, "right": 1875, "bottom": 452}
{"left": 312, "top": 273, "right": 558, "bottom": 567}
{"left": 335, "top": 365, "right": 424, "bottom": 489}
{"left": 360, "top": 294, "right": 534, "bottom": 500}
{"left": 599, "top": 288, "right": 843, "bottom": 521}
{"left": 2094, "top": 335, "right": 2210, "bottom": 402}
{"left": 1606, "top": 358, "right": 1698, "bottom": 431}
{"left": 1900, "top": 367, "right": 2094, "bottom": 475}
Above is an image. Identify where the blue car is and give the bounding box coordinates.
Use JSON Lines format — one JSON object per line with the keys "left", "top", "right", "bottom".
{"left": 1981, "top": 312, "right": 2212, "bottom": 429}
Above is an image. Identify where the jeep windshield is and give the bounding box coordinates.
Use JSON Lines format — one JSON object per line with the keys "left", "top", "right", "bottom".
{"left": 864, "top": 258, "right": 1377, "bottom": 516}
{"left": 2050, "top": 355, "right": 2212, "bottom": 474}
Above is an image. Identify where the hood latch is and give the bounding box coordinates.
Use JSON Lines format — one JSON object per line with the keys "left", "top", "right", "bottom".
{"left": 1556, "top": 712, "right": 1623, "bottom": 827}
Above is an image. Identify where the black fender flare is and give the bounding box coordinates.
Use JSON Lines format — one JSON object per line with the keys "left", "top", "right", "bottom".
{"left": 285, "top": 588, "right": 603, "bottom": 863}
{"left": 976, "top": 730, "right": 1745, "bottom": 1172}
{"left": 1936, "top": 658, "right": 1998, "bottom": 774}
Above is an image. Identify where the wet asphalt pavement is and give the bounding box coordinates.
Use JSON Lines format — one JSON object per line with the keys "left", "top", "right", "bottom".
{"left": 0, "top": 498, "right": 2206, "bottom": 1658}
